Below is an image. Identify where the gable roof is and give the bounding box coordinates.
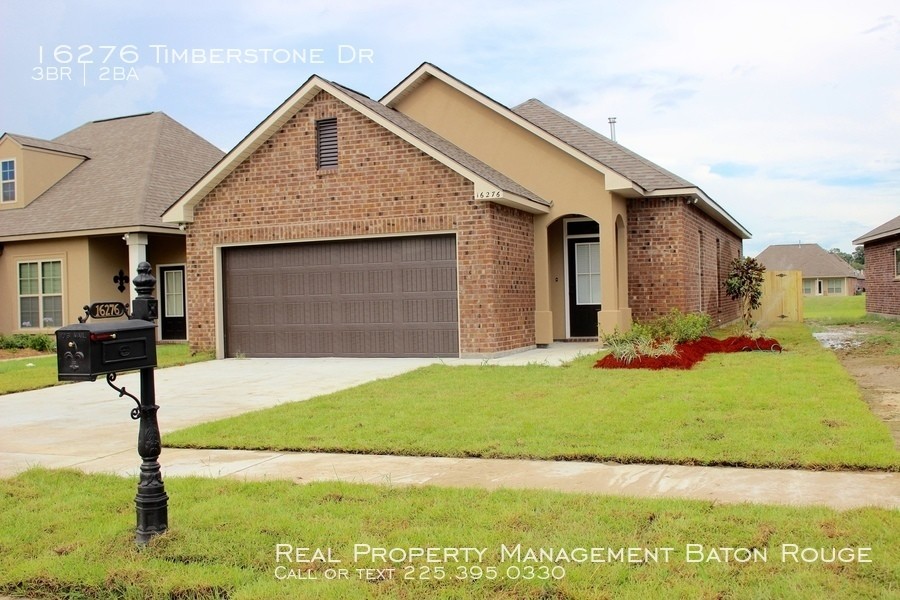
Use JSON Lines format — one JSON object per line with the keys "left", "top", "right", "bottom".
{"left": 853, "top": 214, "right": 900, "bottom": 245}
{"left": 1, "top": 133, "right": 90, "bottom": 158}
{"left": 756, "top": 244, "right": 860, "bottom": 278}
{"left": 164, "top": 76, "right": 550, "bottom": 224}
{"left": 0, "top": 112, "right": 224, "bottom": 241}
{"left": 382, "top": 62, "right": 750, "bottom": 239}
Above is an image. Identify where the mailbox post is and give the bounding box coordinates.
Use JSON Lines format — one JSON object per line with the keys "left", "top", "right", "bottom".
{"left": 130, "top": 262, "right": 168, "bottom": 545}
{"left": 56, "top": 261, "right": 168, "bottom": 545}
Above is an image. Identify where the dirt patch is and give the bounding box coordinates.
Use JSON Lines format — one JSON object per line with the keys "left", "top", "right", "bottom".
{"left": 819, "top": 323, "right": 900, "bottom": 449}
{"left": 0, "top": 348, "right": 49, "bottom": 361}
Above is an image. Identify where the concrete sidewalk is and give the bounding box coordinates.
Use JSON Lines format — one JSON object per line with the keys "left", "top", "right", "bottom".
{"left": 2, "top": 344, "right": 898, "bottom": 511}
{"left": 73, "top": 447, "right": 899, "bottom": 511}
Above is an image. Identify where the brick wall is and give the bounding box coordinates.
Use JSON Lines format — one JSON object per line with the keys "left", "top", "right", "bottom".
{"left": 864, "top": 236, "right": 900, "bottom": 316}
{"left": 627, "top": 197, "right": 742, "bottom": 324}
{"left": 684, "top": 203, "right": 743, "bottom": 325}
{"left": 185, "top": 90, "right": 535, "bottom": 355}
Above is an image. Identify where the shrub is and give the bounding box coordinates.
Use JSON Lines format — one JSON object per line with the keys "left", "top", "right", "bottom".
{"left": 644, "top": 308, "right": 711, "bottom": 343}
{"left": 724, "top": 257, "right": 766, "bottom": 332}
{"left": 600, "top": 310, "right": 710, "bottom": 364}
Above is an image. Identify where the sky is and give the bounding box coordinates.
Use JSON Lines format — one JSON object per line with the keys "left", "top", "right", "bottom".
{"left": 2, "top": 0, "right": 898, "bottom": 256}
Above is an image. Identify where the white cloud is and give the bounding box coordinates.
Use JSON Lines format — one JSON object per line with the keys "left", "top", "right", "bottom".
{"left": 73, "top": 67, "right": 167, "bottom": 124}
{"left": 3, "top": 0, "right": 898, "bottom": 252}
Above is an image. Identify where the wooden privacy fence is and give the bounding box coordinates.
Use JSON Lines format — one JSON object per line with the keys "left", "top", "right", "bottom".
{"left": 753, "top": 270, "right": 803, "bottom": 325}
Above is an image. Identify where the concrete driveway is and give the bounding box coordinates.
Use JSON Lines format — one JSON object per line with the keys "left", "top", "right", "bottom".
{"left": 0, "top": 344, "right": 594, "bottom": 477}
{"left": 0, "top": 357, "right": 442, "bottom": 476}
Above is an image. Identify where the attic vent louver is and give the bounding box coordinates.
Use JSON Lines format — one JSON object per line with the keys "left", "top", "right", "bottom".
{"left": 316, "top": 118, "right": 338, "bottom": 168}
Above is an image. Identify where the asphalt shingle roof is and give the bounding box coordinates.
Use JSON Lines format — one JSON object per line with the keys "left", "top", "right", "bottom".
{"left": 335, "top": 83, "right": 549, "bottom": 207}
{"left": 853, "top": 214, "right": 900, "bottom": 245}
{"left": 0, "top": 112, "right": 223, "bottom": 238}
{"left": 4, "top": 134, "right": 90, "bottom": 158}
{"left": 512, "top": 99, "right": 694, "bottom": 193}
{"left": 756, "top": 244, "right": 859, "bottom": 278}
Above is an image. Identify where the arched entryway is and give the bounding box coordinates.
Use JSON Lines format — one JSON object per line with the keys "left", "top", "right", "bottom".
{"left": 534, "top": 209, "right": 631, "bottom": 345}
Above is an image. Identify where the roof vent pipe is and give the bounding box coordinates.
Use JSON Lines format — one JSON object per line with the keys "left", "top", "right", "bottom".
{"left": 608, "top": 117, "right": 617, "bottom": 142}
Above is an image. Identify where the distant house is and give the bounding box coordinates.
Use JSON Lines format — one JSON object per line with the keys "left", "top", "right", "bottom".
{"left": 0, "top": 113, "right": 223, "bottom": 340}
{"left": 853, "top": 214, "right": 900, "bottom": 317}
{"left": 756, "top": 243, "right": 861, "bottom": 296}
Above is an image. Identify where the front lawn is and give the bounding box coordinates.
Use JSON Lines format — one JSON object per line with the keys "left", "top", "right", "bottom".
{"left": 1, "top": 469, "right": 896, "bottom": 599}
{"left": 804, "top": 294, "right": 866, "bottom": 324}
{"left": 0, "top": 344, "right": 213, "bottom": 395}
{"left": 165, "top": 324, "right": 899, "bottom": 471}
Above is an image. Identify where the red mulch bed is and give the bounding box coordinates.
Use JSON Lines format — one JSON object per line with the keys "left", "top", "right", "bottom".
{"left": 594, "top": 336, "right": 782, "bottom": 370}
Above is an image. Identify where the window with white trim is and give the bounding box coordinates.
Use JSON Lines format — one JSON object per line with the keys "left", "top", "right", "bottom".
{"left": 574, "top": 242, "right": 601, "bottom": 305}
{"left": 827, "top": 279, "right": 843, "bottom": 294}
{"left": 18, "top": 260, "right": 63, "bottom": 328}
{"left": 1, "top": 159, "right": 15, "bottom": 202}
{"left": 895, "top": 247, "right": 900, "bottom": 278}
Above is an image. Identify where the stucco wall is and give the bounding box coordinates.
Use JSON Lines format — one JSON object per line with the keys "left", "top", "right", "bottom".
{"left": 0, "top": 238, "right": 90, "bottom": 333}
{"left": 0, "top": 137, "right": 83, "bottom": 210}
{"left": 185, "top": 90, "right": 535, "bottom": 356}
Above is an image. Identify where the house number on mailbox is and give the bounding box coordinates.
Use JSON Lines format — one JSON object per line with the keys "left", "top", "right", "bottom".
{"left": 88, "top": 302, "right": 128, "bottom": 319}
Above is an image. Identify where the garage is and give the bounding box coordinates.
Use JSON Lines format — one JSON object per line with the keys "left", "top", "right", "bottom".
{"left": 222, "top": 235, "right": 459, "bottom": 357}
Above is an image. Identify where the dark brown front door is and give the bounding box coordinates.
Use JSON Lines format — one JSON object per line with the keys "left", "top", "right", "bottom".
{"left": 222, "top": 235, "right": 459, "bottom": 357}
{"left": 159, "top": 265, "right": 187, "bottom": 340}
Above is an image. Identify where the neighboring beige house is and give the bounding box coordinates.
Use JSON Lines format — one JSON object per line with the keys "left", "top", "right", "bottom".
{"left": 0, "top": 113, "right": 223, "bottom": 340}
{"left": 853, "top": 214, "right": 900, "bottom": 317}
{"left": 756, "top": 243, "right": 862, "bottom": 296}
{"left": 164, "top": 63, "right": 751, "bottom": 359}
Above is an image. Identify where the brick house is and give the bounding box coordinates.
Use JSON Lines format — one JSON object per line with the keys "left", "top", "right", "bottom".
{"left": 853, "top": 214, "right": 900, "bottom": 317}
{"left": 163, "top": 63, "right": 750, "bottom": 358}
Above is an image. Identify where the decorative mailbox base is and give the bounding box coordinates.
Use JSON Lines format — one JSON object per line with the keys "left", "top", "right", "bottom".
{"left": 135, "top": 367, "right": 168, "bottom": 544}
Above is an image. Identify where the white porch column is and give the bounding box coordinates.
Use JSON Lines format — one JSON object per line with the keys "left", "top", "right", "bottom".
{"left": 125, "top": 233, "right": 148, "bottom": 303}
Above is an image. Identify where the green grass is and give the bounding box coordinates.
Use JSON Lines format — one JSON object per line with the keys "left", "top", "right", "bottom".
{"left": 1, "top": 469, "right": 896, "bottom": 599}
{"left": 0, "top": 344, "right": 213, "bottom": 395}
{"left": 804, "top": 295, "right": 867, "bottom": 324}
{"left": 165, "top": 323, "right": 899, "bottom": 471}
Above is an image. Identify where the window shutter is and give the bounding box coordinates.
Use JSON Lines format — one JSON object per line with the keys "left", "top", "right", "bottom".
{"left": 316, "top": 118, "right": 338, "bottom": 168}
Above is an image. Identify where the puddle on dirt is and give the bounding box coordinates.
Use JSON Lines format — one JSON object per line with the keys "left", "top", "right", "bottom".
{"left": 812, "top": 331, "right": 863, "bottom": 350}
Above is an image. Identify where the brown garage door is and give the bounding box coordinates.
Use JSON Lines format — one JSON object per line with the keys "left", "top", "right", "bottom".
{"left": 223, "top": 235, "right": 459, "bottom": 357}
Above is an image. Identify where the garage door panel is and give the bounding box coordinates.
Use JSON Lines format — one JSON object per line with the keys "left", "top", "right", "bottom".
{"left": 223, "top": 235, "right": 458, "bottom": 357}
{"left": 342, "top": 299, "right": 393, "bottom": 324}
{"left": 431, "top": 267, "right": 457, "bottom": 292}
{"left": 431, "top": 298, "right": 458, "bottom": 323}
{"left": 250, "top": 303, "right": 276, "bottom": 326}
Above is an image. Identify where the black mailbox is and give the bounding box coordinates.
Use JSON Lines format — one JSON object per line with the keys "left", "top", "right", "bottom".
{"left": 56, "top": 319, "right": 157, "bottom": 381}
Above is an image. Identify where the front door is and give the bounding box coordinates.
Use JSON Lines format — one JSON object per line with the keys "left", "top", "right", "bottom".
{"left": 159, "top": 265, "right": 186, "bottom": 340}
{"left": 567, "top": 237, "right": 601, "bottom": 337}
